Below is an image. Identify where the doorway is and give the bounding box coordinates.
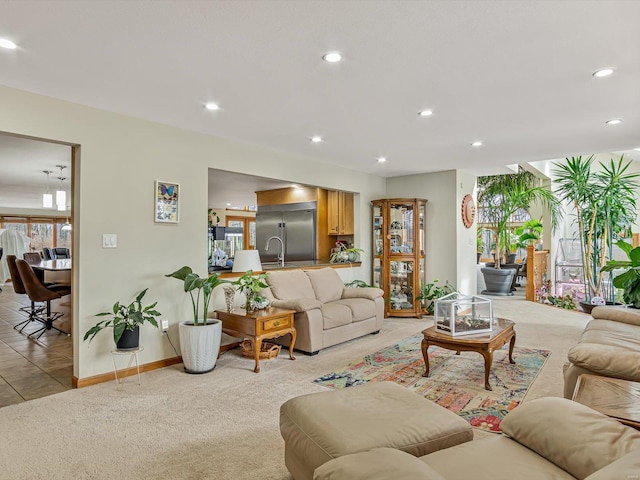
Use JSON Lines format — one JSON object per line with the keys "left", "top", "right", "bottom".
{"left": 0, "top": 132, "right": 76, "bottom": 407}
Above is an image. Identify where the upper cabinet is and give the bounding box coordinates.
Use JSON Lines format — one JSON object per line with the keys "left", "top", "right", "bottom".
{"left": 327, "top": 190, "right": 354, "bottom": 235}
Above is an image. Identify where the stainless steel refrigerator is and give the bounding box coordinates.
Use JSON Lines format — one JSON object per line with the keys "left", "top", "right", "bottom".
{"left": 256, "top": 202, "right": 316, "bottom": 262}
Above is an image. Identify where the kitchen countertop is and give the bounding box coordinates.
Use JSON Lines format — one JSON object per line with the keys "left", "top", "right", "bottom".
{"left": 214, "top": 259, "right": 361, "bottom": 278}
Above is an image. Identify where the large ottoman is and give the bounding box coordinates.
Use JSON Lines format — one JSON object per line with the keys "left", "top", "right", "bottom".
{"left": 279, "top": 381, "right": 473, "bottom": 480}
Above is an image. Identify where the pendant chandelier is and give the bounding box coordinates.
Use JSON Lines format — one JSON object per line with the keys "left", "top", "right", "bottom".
{"left": 42, "top": 170, "right": 53, "bottom": 208}
{"left": 56, "top": 164, "right": 67, "bottom": 211}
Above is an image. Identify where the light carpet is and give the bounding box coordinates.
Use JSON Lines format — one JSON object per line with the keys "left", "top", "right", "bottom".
{"left": 0, "top": 299, "right": 589, "bottom": 479}
{"left": 313, "top": 335, "right": 550, "bottom": 432}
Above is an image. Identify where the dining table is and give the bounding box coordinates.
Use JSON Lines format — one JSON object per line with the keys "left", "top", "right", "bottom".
{"left": 31, "top": 259, "right": 71, "bottom": 284}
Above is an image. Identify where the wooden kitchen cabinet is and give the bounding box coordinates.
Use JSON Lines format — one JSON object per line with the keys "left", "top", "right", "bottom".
{"left": 327, "top": 190, "right": 354, "bottom": 235}
{"left": 371, "top": 198, "right": 427, "bottom": 318}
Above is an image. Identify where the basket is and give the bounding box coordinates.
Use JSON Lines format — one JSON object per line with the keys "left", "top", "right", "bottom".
{"left": 240, "top": 340, "right": 281, "bottom": 360}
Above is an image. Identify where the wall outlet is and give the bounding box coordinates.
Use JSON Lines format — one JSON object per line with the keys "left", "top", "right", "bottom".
{"left": 161, "top": 320, "right": 169, "bottom": 331}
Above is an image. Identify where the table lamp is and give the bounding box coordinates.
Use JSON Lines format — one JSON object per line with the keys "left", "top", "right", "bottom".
{"left": 232, "top": 250, "right": 263, "bottom": 273}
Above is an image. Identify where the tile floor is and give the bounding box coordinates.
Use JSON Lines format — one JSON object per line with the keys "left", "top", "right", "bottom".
{"left": 0, "top": 284, "right": 72, "bottom": 407}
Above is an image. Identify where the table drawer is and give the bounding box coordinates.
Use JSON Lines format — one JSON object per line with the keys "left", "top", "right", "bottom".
{"left": 262, "top": 316, "right": 292, "bottom": 332}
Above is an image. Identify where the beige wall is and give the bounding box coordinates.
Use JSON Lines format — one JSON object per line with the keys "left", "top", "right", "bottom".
{"left": 385, "top": 170, "right": 477, "bottom": 293}
{"left": 0, "top": 84, "right": 386, "bottom": 379}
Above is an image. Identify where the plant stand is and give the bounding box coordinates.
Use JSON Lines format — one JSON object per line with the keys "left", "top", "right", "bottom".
{"left": 111, "top": 346, "right": 143, "bottom": 390}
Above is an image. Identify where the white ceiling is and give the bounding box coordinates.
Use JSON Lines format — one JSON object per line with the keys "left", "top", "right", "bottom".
{"left": 1, "top": 1, "right": 639, "bottom": 207}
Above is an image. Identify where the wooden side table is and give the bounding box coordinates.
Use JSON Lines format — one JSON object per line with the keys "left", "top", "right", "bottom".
{"left": 216, "top": 307, "right": 296, "bottom": 373}
{"left": 572, "top": 374, "right": 640, "bottom": 429}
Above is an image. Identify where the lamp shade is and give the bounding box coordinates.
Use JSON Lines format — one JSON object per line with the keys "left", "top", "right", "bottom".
{"left": 42, "top": 193, "right": 53, "bottom": 208}
{"left": 232, "top": 250, "right": 263, "bottom": 273}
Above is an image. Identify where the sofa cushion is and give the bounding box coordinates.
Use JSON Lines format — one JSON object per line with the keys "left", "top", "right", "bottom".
{"left": 332, "top": 298, "right": 377, "bottom": 322}
{"left": 305, "top": 268, "right": 344, "bottom": 303}
{"left": 270, "top": 298, "right": 323, "bottom": 312}
{"left": 313, "top": 448, "right": 446, "bottom": 480}
{"left": 584, "top": 449, "right": 640, "bottom": 480}
{"left": 568, "top": 343, "right": 640, "bottom": 381}
{"left": 423, "top": 435, "right": 575, "bottom": 480}
{"left": 500, "top": 397, "right": 640, "bottom": 479}
{"left": 321, "top": 302, "right": 353, "bottom": 329}
{"left": 266, "top": 270, "right": 316, "bottom": 300}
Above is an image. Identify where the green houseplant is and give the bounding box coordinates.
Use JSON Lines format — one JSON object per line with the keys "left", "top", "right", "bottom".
{"left": 165, "top": 266, "right": 229, "bottom": 373}
{"left": 478, "top": 169, "right": 561, "bottom": 295}
{"left": 417, "top": 279, "right": 456, "bottom": 315}
{"left": 602, "top": 240, "right": 640, "bottom": 308}
{"left": 553, "top": 156, "right": 639, "bottom": 304}
{"left": 330, "top": 246, "right": 364, "bottom": 263}
{"left": 232, "top": 270, "right": 269, "bottom": 312}
{"left": 84, "top": 288, "right": 161, "bottom": 350}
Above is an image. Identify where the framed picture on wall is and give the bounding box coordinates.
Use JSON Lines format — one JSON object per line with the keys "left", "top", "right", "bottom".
{"left": 155, "top": 180, "right": 180, "bottom": 223}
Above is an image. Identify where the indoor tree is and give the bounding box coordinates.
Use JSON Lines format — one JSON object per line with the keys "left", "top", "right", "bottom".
{"left": 478, "top": 169, "right": 561, "bottom": 269}
{"left": 553, "top": 155, "right": 639, "bottom": 301}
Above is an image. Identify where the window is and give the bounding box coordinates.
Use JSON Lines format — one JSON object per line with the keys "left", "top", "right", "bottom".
{"left": 226, "top": 216, "right": 256, "bottom": 251}
{"left": 0, "top": 216, "right": 70, "bottom": 253}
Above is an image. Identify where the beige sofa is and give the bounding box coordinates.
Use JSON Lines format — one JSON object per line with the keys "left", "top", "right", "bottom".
{"left": 313, "top": 397, "right": 640, "bottom": 480}
{"left": 563, "top": 305, "right": 640, "bottom": 399}
{"left": 262, "top": 268, "right": 384, "bottom": 354}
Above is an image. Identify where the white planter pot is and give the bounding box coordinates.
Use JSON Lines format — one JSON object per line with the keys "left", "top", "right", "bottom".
{"left": 178, "top": 320, "right": 222, "bottom": 374}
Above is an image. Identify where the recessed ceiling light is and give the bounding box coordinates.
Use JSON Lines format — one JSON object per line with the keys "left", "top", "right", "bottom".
{"left": 0, "top": 38, "right": 17, "bottom": 49}
{"left": 634, "top": 148, "right": 640, "bottom": 152}
{"left": 418, "top": 110, "right": 433, "bottom": 117}
{"left": 204, "top": 102, "right": 219, "bottom": 111}
{"left": 226, "top": 203, "right": 231, "bottom": 206}
{"left": 322, "top": 52, "right": 342, "bottom": 63}
{"left": 377, "top": 157, "right": 387, "bottom": 163}
{"left": 606, "top": 119, "right": 622, "bottom": 125}
{"left": 593, "top": 68, "right": 614, "bottom": 77}
{"left": 310, "top": 136, "right": 323, "bottom": 143}
{"left": 471, "top": 141, "right": 483, "bottom": 147}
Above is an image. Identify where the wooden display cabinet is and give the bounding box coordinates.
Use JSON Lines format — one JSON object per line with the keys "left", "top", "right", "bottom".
{"left": 372, "top": 198, "right": 427, "bottom": 318}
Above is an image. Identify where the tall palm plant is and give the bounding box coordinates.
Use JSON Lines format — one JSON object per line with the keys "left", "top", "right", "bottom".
{"left": 479, "top": 170, "right": 561, "bottom": 269}
{"left": 553, "top": 155, "right": 639, "bottom": 300}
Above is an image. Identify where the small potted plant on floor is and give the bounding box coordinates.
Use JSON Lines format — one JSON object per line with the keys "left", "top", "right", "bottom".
{"left": 165, "top": 266, "right": 229, "bottom": 373}
{"left": 84, "top": 288, "right": 161, "bottom": 350}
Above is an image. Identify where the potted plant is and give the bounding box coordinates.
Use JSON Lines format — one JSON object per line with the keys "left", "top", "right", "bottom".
{"left": 232, "top": 270, "right": 269, "bottom": 312}
{"left": 165, "top": 266, "right": 229, "bottom": 373}
{"left": 330, "top": 246, "right": 364, "bottom": 263}
{"left": 478, "top": 169, "right": 561, "bottom": 295}
{"left": 417, "top": 279, "right": 456, "bottom": 315}
{"left": 84, "top": 288, "right": 161, "bottom": 350}
{"left": 602, "top": 240, "right": 640, "bottom": 308}
{"left": 553, "top": 156, "right": 639, "bottom": 309}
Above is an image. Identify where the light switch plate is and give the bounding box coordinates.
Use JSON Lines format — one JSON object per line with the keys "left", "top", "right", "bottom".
{"left": 102, "top": 234, "right": 117, "bottom": 248}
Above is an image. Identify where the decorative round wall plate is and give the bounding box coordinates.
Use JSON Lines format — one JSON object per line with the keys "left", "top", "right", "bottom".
{"left": 461, "top": 194, "right": 475, "bottom": 228}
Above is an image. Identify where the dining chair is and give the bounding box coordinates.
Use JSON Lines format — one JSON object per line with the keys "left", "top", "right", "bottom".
{"left": 23, "top": 252, "right": 42, "bottom": 265}
{"left": 6, "top": 255, "right": 45, "bottom": 332}
{"left": 15, "top": 259, "right": 71, "bottom": 339}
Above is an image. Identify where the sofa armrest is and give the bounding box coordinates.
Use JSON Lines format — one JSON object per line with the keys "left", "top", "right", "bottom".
{"left": 501, "top": 397, "right": 640, "bottom": 479}
{"left": 591, "top": 306, "right": 640, "bottom": 326}
{"left": 341, "top": 287, "right": 384, "bottom": 300}
{"left": 313, "top": 448, "right": 446, "bottom": 480}
{"left": 270, "top": 298, "right": 323, "bottom": 312}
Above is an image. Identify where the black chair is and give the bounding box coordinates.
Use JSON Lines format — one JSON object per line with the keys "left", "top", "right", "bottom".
{"left": 52, "top": 247, "right": 70, "bottom": 259}
{"left": 16, "top": 259, "right": 71, "bottom": 340}
{"left": 6, "top": 255, "right": 45, "bottom": 332}
{"left": 42, "top": 247, "right": 54, "bottom": 260}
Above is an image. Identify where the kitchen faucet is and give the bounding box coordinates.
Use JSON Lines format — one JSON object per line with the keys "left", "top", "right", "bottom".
{"left": 266, "top": 236, "right": 285, "bottom": 267}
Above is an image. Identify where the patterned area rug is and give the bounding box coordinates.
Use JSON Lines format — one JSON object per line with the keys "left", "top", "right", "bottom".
{"left": 313, "top": 334, "right": 550, "bottom": 432}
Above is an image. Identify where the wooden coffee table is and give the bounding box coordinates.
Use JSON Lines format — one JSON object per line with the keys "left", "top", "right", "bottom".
{"left": 572, "top": 374, "right": 640, "bottom": 429}
{"left": 421, "top": 318, "right": 516, "bottom": 391}
{"left": 216, "top": 307, "right": 296, "bottom": 373}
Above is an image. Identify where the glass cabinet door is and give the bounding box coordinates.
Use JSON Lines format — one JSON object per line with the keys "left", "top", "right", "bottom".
{"left": 389, "top": 260, "right": 415, "bottom": 311}
{"left": 389, "top": 202, "right": 414, "bottom": 254}
{"left": 373, "top": 203, "right": 383, "bottom": 256}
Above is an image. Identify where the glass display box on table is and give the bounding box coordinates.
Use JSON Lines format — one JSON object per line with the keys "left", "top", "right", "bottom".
{"left": 435, "top": 293, "right": 493, "bottom": 336}
{"left": 371, "top": 198, "right": 427, "bottom": 318}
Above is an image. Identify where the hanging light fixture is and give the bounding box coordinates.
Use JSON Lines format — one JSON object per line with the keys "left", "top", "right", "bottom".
{"left": 61, "top": 218, "right": 72, "bottom": 231}
{"left": 56, "top": 165, "right": 67, "bottom": 211}
{"left": 42, "top": 170, "right": 53, "bottom": 208}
